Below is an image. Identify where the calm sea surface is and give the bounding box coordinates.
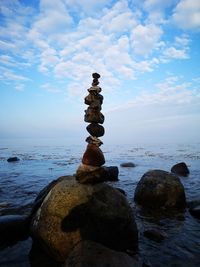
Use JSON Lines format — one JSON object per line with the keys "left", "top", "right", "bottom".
{"left": 0, "top": 141, "right": 200, "bottom": 266}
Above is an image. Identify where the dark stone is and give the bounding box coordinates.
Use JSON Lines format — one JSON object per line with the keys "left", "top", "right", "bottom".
{"left": 120, "top": 162, "right": 136, "bottom": 167}
{"left": 143, "top": 229, "right": 167, "bottom": 242}
{"left": 64, "top": 240, "right": 142, "bottom": 267}
{"left": 29, "top": 241, "right": 61, "bottom": 267}
{"left": 189, "top": 205, "right": 200, "bottom": 220}
{"left": 84, "top": 108, "right": 104, "bottom": 124}
{"left": 92, "top": 78, "right": 99, "bottom": 86}
{"left": 134, "top": 170, "right": 186, "bottom": 210}
{"left": 7, "top": 157, "right": 20, "bottom": 162}
{"left": 85, "top": 136, "right": 103, "bottom": 146}
{"left": 92, "top": 73, "right": 100, "bottom": 79}
{"left": 84, "top": 93, "right": 103, "bottom": 105}
{"left": 106, "top": 166, "right": 119, "bottom": 181}
{"left": 82, "top": 144, "right": 105, "bottom": 166}
{"left": 0, "top": 215, "right": 29, "bottom": 249}
{"left": 76, "top": 166, "right": 119, "bottom": 184}
{"left": 171, "top": 162, "right": 189, "bottom": 176}
{"left": 86, "top": 123, "right": 105, "bottom": 137}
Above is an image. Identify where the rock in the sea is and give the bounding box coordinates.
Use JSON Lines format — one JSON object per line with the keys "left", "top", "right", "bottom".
{"left": 134, "top": 170, "right": 186, "bottom": 210}
{"left": 0, "top": 215, "right": 29, "bottom": 248}
{"left": 64, "top": 240, "right": 142, "bottom": 267}
{"left": 82, "top": 144, "right": 105, "bottom": 166}
{"left": 86, "top": 123, "right": 105, "bottom": 137}
{"left": 189, "top": 205, "right": 200, "bottom": 220}
{"left": 120, "top": 162, "right": 136, "bottom": 167}
{"left": 171, "top": 162, "right": 189, "bottom": 176}
{"left": 76, "top": 164, "right": 119, "bottom": 184}
{"left": 143, "top": 229, "right": 167, "bottom": 242}
{"left": 7, "top": 157, "right": 20, "bottom": 162}
{"left": 84, "top": 108, "right": 104, "bottom": 124}
{"left": 30, "top": 176, "right": 138, "bottom": 262}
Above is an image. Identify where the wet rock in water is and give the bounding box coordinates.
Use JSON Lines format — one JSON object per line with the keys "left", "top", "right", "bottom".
{"left": 76, "top": 164, "right": 119, "bottom": 184}
{"left": 30, "top": 176, "right": 138, "bottom": 262}
{"left": 86, "top": 123, "right": 105, "bottom": 137}
{"left": 189, "top": 205, "right": 200, "bottom": 220}
{"left": 134, "top": 170, "right": 186, "bottom": 210}
{"left": 120, "top": 162, "right": 136, "bottom": 168}
{"left": 171, "top": 162, "right": 189, "bottom": 176}
{"left": 0, "top": 215, "right": 29, "bottom": 248}
{"left": 82, "top": 144, "right": 105, "bottom": 166}
{"left": 7, "top": 157, "right": 20, "bottom": 162}
{"left": 143, "top": 229, "right": 167, "bottom": 242}
{"left": 64, "top": 240, "right": 142, "bottom": 267}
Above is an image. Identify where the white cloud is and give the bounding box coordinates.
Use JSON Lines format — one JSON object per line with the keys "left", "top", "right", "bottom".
{"left": 131, "top": 24, "right": 163, "bottom": 56}
{"left": 0, "top": 70, "right": 30, "bottom": 82}
{"left": 172, "top": 0, "right": 200, "bottom": 30}
{"left": 163, "top": 46, "right": 188, "bottom": 59}
{"left": 41, "top": 83, "right": 61, "bottom": 93}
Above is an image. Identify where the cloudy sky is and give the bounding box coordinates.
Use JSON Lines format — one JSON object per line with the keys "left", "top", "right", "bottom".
{"left": 0, "top": 0, "right": 200, "bottom": 145}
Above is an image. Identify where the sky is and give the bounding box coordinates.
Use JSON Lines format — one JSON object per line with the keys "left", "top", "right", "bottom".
{"left": 0, "top": 0, "right": 200, "bottom": 146}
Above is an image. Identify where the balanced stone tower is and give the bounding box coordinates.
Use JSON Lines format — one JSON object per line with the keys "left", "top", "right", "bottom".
{"left": 76, "top": 73, "right": 118, "bottom": 183}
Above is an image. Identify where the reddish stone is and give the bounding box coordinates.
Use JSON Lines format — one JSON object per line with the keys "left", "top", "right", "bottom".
{"left": 82, "top": 144, "right": 105, "bottom": 166}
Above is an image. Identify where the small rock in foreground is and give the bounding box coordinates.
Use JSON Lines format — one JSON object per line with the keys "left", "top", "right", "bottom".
{"left": 171, "top": 162, "right": 189, "bottom": 176}
{"left": 64, "top": 240, "right": 142, "bottom": 267}
{"left": 7, "top": 157, "right": 20, "bottom": 162}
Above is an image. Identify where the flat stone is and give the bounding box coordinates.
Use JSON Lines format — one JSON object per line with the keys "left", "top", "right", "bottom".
{"left": 85, "top": 136, "right": 103, "bottom": 146}
{"left": 120, "top": 162, "right": 136, "bottom": 168}
{"left": 82, "top": 144, "right": 105, "bottom": 166}
{"left": 76, "top": 165, "right": 119, "bottom": 184}
{"left": 88, "top": 86, "right": 101, "bottom": 94}
{"left": 86, "top": 123, "right": 105, "bottom": 137}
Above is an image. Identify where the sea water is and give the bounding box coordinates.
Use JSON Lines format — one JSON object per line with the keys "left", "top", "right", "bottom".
{"left": 0, "top": 141, "right": 200, "bottom": 266}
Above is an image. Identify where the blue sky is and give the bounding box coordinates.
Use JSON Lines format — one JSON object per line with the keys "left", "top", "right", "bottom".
{"left": 0, "top": 0, "right": 200, "bottom": 145}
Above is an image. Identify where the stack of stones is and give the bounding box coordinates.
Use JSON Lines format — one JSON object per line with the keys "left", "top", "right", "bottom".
{"left": 76, "top": 73, "right": 118, "bottom": 184}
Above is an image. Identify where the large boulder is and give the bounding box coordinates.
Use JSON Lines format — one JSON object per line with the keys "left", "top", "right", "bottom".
{"left": 64, "top": 240, "right": 142, "bottom": 267}
{"left": 134, "top": 170, "right": 186, "bottom": 210}
{"left": 30, "top": 176, "right": 138, "bottom": 262}
{"left": 171, "top": 162, "right": 189, "bottom": 176}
